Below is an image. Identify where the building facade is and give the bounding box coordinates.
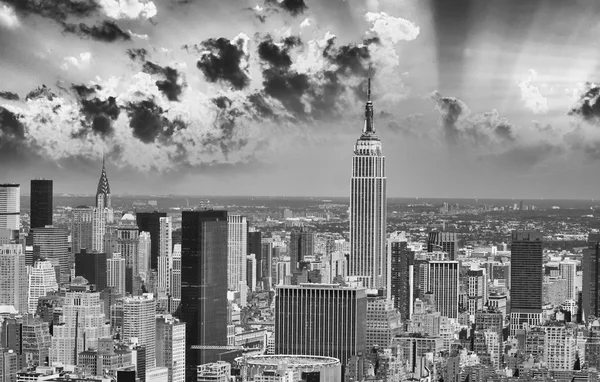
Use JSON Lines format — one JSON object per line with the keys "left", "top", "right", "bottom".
{"left": 583, "top": 234, "right": 600, "bottom": 321}
{"left": 0, "top": 184, "right": 19, "bottom": 231}
{"left": 30, "top": 179, "right": 53, "bottom": 230}
{"left": 427, "top": 232, "right": 458, "bottom": 261}
{"left": 428, "top": 261, "right": 460, "bottom": 319}
{"left": 136, "top": 212, "right": 167, "bottom": 271}
{"left": 122, "top": 294, "right": 157, "bottom": 372}
{"left": 155, "top": 314, "right": 185, "bottom": 382}
{"left": 227, "top": 215, "right": 247, "bottom": 291}
{"left": 28, "top": 260, "right": 59, "bottom": 314}
{"left": 0, "top": 244, "right": 28, "bottom": 314}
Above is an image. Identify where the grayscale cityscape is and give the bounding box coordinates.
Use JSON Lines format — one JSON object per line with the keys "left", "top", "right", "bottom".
{"left": 1, "top": 0, "right": 600, "bottom": 381}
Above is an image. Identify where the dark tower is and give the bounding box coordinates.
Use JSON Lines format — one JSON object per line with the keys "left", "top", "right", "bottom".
{"left": 96, "top": 155, "right": 111, "bottom": 209}
{"left": 390, "top": 241, "right": 415, "bottom": 320}
{"left": 136, "top": 212, "right": 167, "bottom": 271}
{"left": 427, "top": 232, "right": 458, "bottom": 260}
{"left": 289, "top": 226, "right": 314, "bottom": 272}
{"left": 178, "top": 210, "right": 228, "bottom": 379}
{"left": 247, "top": 230, "right": 262, "bottom": 280}
{"left": 583, "top": 234, "right": 600, "bottom": 321}
{"left": 75, "top": 249, "right": 107, "bottom": 291}
{"left": 30, "top": 179, "right": 53, "bottom": 229}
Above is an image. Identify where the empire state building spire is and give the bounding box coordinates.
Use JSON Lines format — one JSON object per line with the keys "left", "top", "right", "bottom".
{"left": 363, "top": 77, "right": 375, "bottom": 134}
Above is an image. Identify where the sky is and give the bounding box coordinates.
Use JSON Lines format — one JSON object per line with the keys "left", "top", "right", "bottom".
{"left": 1, "top": 0, "right": 600, "bottom": 199}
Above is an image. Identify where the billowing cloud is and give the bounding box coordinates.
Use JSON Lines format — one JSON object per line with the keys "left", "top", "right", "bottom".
{"left": 62, "top": 20, "right": 131, "bottom": 42}
{"left": 364, "top": 12, "right": 420, "bottom": 44}
{"left": 186, "top": 33, "right": 251, "bottom": 90}
{"left": 265, "top": 0, "right": 308, "bottom": 17}
{"left": 0, "top": 91, "right": 20, "bottom": 101}
{"left": 142, "top": 61, "right": 187, "bottom": 101}
{"left": 518, "top": 70, "right": 549, "bottom": 114}
{"left": 98, "top": 0, "right": 157, "bottom": 20}
{"left": 569, "top": 82, "right": 600, "bottom": 121}
{"left": 0, "top": 3, "right": 20, "bottom": 29}
{"left": 126, "top": 48, "right": 148, "bottom": 62}
{"left": 61, "top": 52, "right": 92, "bottom": 70}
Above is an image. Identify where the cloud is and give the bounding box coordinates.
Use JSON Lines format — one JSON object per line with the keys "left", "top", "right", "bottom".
{"left": 186, "top": 33, "right": 251, "bottom": 90}
{"left": 569, "top": 82, "right": 600, "bottom": 121}
{"left": 129, "top": 30, "right": 149, "bottom": 40}
{"left": 61, "top": 52, "right": 92, "bottom": 70}
{"left": 0, "top": 91, "right": 20, "bottom": 101}
{"left": 364, "top": 12, "right": 420, "bottom": 44}
{"left": 142, "top": 61, "right": 187, "bottom": 101}
{"left": 0, "top": 4, "right": 20, "bottom": 29}
{"left": 97, "top": 0, "right": 157, "bottom": 20}
{"left": 3, "top": 0, "right": 99, "bottom": 22}
{"left": 518, "top": 70, "right": 549, "bottom": 114}
{"left": 299, "top": 17, "right": 311, "bottom": 28}
{"left": 72, "top": 83, "right": 120, "bottom": 138}
{"left": 62, "top": 20, "right": 131, "bottom": 42}
{"left": 265, "top": 0, "right": 308, "bottom": 17}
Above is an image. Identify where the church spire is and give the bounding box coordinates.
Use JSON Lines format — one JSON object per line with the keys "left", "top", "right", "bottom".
{"left": 363, "top": 70, "right": 375, "bottom": 134}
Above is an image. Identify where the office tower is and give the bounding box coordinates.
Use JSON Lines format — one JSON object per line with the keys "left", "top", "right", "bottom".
{"left": 159, "top": 217, "right": 172, "bottom": 259}
{"left": 155, "top": 314, "right": 186, "bottom": 382}
{"left": 107, "top": 253, "right": 126, "bottom": 296}
{"left": 96, "top": 156, "right": 111, "bottom": 209}
{"left": 246, "top": 254, "right": 256, "bottom": 292}
{"left": 28, "top": 260, "right": 59, "bottom": 314}
{"left": 390, "top": 236, "right": 414, "bottom": 320}
{"left": 30, "top": 179, "right": 53, "bottom": 230}
{"left": 510, "top": 231, "right": 543, "bottom": 334}
{"left": 136, "top": 212, "right": 167, "bottom": 271}
{"left": 50, "top": 290, "right": 111, "bottom": 366}
{"left": 349, "top": 79, "right": 387, "bottom": 290}
{"left": 122, "top": 294, "right": 157, "bottom": 372}
{"left": 428, "top": 261, "right": 460, "bottom": 318}
{"left": 365, "top": 292, "right": 402, "bottom": 349}
{"left": 157, "top": 217, "right": 172, "bottom": 304}
{"left": 0, "top": 184, "right": 19, "bottom": 231}
{"left": 543, "top": 326, "right": 576, "bottom": 370}
{"left": 179, "top": 210, "right": 228, "bottom": 378}
{"left": 118, "top": 214, "right": 141, "bottom": 295}
{"left": 75, "top": 249, "right": 107, "bottom": 292}
{"left": 261, "top": 242, "right": 273, "bottom": 290}
{"left": 466, "top": 269, "right": 487, "bottom": 315}
{"left": 31, "top": 226, "right": 70, "bottom": 283}
{"left": 139, "top": 232, "right": 151, "bottom": 279}
{"left": 427, "top": 232, "right": 458, "bottom": 261}
{"left": 71, "top": 207, "right": 94, "bottom": 253}
{"left": 247, "top": 229, "right": 262, "bottom": 280}
{"left": 170, "top": 245, "right": 181, "bottom": 313}
{"left": 560, "top": 261, "right": 577, "bottom": 301}
{"left": 583, "top": 234, "right": 600, "bottom": 321}
{"left": 227, "top": 215, "right": 247, "bottom": 291}
{"left": 288, "top": 226, "right": 314, "bottom": 272}
{"left": 0, "top": 244, "right": 28, "bottom": 314}
{"left": 275, "top": 284, "right": 367, "bottom": 367}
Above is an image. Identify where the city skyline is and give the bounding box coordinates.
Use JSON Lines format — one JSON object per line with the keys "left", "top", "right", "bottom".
{"left": 2, "top": 1, "right": 600, "bottom": 198}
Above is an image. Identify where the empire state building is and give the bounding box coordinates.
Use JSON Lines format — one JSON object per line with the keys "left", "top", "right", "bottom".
{"left": 349, "top": 78, "right": 387, "bottom": 289}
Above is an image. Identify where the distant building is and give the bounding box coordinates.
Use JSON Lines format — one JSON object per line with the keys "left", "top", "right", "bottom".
{"left": 117, "top": 214, "right": 141, "bottom": 295}
{"left": 121, "top": 294, "right": 157, "bottom": 372}
{"left": 466, "top": 269, "right": 487, "bottom": 315}
{"left": 75, "top": 249, "right": 107, "bottom": 292}
{"left": 155, "top": 314, "right": 185, "bottom": 382}
{"left": 428, "top": 261, "right": 460, "bottom": 318}
{"left": 0, "top": 184, "right": 19, "bottom": 231}
{"left": 427, "top": 232, "right": 458, "bottom": 261}
{"left": 31, "top": 227, "right": 70, "bottom": 283}
{"left": 227, "top": 215, "right": 247, "bottom": 291}
{"left": 107, "top": 253, "right": 126, "bottom": 296}
{"left": 30, "top": 179, "right": 53, "bottom": 230}
{"left": 0, "top": 244, "right": 28, "bottom": 314}
{"left": 583, "top": 234, "right": 600, "bottom": 321}
{"left": 288, "top": 227, "right": 314, "bottom": 273}
{"left": 197, "top": 361, "right": 230, "bottom": 382}
{"left": 275, "top": 284, "right": 367, "bottom": 367}
{"left": 365, "top": 292, "right": 402, "bottom": 349}
{"left": 28, "top": 260, "right": 59, "bottom": 314}
{"left": 136, "top": 212, "right": 167, "bottom": 271}
{"left": 390, "top": 235, "right": 414, "bottom": 319}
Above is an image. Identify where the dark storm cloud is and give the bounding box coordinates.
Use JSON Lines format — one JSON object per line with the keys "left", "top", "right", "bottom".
{"left": 186, "top": 37, "right": 250, "bottom": 90}
{"left": 265, "top": 0, "right": 308, "bottom": 16}
{"left": 142, "top": 62, "right": 186, "bottom": 102}
{"left": 247, "top": 92, "right": 274, "bottom": 119}
{"left": 127, "top": 48, "right": 149, "bottom": 62}
{"left": 257, "top": 36, "right": 301, "bottom": 69}
{"left": 0, "top": 107, "right": 37, "bottom": 164}
{"left": 0, "top": 107, "right": 25, "bottom": 139}
{"left": 3, "top": 0, "right": 99, "bottom": 22}
{"left": 569, "top": 82, "right": 600, "bottom": 122}
{"left": 25, "top": 85, "right": 56, "bottom": 101}
{"left": 125, "top": 98, "right": 186, "bottom": 143}
{"left": 71, "top": 84, "right": 120, "bottom": 138}
{"left": 0, "top": 91, "right": 20, "bottom": 101}
{"left": 62, "top": 21, "right": 131, "bottom": 43}
{"left": 430, "top": 91, "right": 466, "bottom": 144}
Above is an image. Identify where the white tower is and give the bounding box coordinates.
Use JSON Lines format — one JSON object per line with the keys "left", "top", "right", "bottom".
{"left": 349, "top": 78, "right": 387, "bottom": 289}
{"left": 0, "top": 184, "right": 20, "bottom": 230}
{"left": 227, "top": 215, "right": 247, "bottom": 291}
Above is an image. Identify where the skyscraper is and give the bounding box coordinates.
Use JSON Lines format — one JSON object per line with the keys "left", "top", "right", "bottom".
{"left": 349, "top": 79, "right": 387, "bottom": 289}
{"left": 178, "top": 210, "right": 228, "bottom": 378}
{"left": 428, "top": 261, "right": 460, "bottom": 318}
{"left": 31, "top": 226, "right": 70, "bottom": 283}
{"left": 390, "top": 236, "right": 415, "bottom": 320}
{"left": 560, "top": 260, "right": 577, "bottom": 301}
{"left": 107, "top": 253, "right": 126, "bottom": 296}
{"left": 583, "top": 234, "right": 600, "bottom": 321}
{"left": 227, "top": 215, "right": 247, "bottom": 291}
{"left": 0, "top": 184, "right": 20, "bottom": 231}
{"left": 171, "top": 244, "right": 182, "bottom": 313}
{"left": 155, "top": 314, "right": 186, "bottom": 382}
{"left": 30, "top": 179, "right": 53, "bottom": 230}
{"left": 28, "top": 260, "right": 59, "bottom": 314}
{"left": 288, "top": 227, "right": 314, "bottom": 272}
{"left": 138, "top": 232, "right": 151, "bottom": 279}
{"left": 510, "top": 231, "right": 543, "bottom": 334}
{"left": 157, "top": 217, "right": 173, "bottom": 307}
{"left": 117, "top": 214, "right": 141, "bottom": 295}
{"left": 275, "top": 284, "right": 367, "bottom": 367}
{"left": 247, "top": 229, "right": 262, "bottom": 280}
{"left": 75, "top": 249, "right": 107, "bottom": 292}
{"left": 96, "top": 156, "right": 111, "bottom": 210}
{"left": 136, "top": 212, "right": 167, "bottom": 271}
{"left": 427, "top": 232, "right": 458, "bottom": 261}
{"left": 121, "top": 294, "right": 157, "bottom": 372}
{"left": 0, "top": 244, "right": 28, "bottom": 314}
{"left": 466, "top": 269, "right": 487, "bottom": 315}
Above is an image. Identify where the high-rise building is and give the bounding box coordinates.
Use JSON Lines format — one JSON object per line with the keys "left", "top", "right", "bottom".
{"left": 427, "top": 232, "right": 458, "bottom": 261}
{"left": 30, "top": 179, "right": 53, "bottom": 230}
{"left": 28, "top": 260, "right": 59, "bottom": 314}
{"left": 31, "top": 226, "right": 70, "bottom": 283}
{"left": 428, "top": 261, "right": 460, "bottom": 319}
{"left": 227, "top": 215, "right": 247, "bottom": 291}
{"left": 583, "top": 234, "right": 600, "bottom": 321}
{"left": 288, "top": 227, "right": 314, "bottom": 273}
{"left": 349, "top": 79, "right": 387, "bottom": 290}
{"left": 0, "top": 184, "right": 20, "bottom": 231}
{"left": 50, "top": 290, "right": 111, "bottom": 366}
{"left": 71, "top": 207, "right": 94, "bottom": 253}
{"left": 365, "top": 292, "right": 402, "bottom": 349}
{"left": 136, "top": 212, "right": 167, "bottom": 271}
{"left": 96, "top": 156, "right": 111, "bottom": 210}
{"left": 466, "top": 269, "right": 487, "bottom": 315}
{"left": 75, "top": 249, "right": 107, "bottom": 292}
{"left": 0, "top": 244, "right": 28, "bottom": 314}
{"left": 247, "top": 229, "right": 262, "bottom": 280}
{"left": 390, "top": 234, "right": 414, "bottom": 320}
{"left": 510, "top": 231, "right": 543, "bottom": 334}
{"left": 246, "top": 254, "right": 256, "bottom": 292}
{"left": 560, "top": 260, "right": 578, "bottom": 301}
{"left": 275, "top": 284, "right": 367, "bottom": 367}
{"left": 543, "top": 326, "right": 577, "bottom": 370}
{"left": 155, "top": 314, "right": 186, "bottom": 382}
{"left": 139, "top": 232, "right": 151, "bottom": 280}
{"left": 178, "top": 210, "right": 228, "bottom": 378}
{"left": 107, "top": 253, "right": 126, "bottom": 296}
{"left": 21, "top": 315, "right": 52, "bottom": 367}
{"left": 171, "top": 245, "right": 181, "bottom": 313}
{"left": 118, "top": 214, "right": 141, "bottom": 295}
{"left": 157, "top": 217, "right": 173, "bottom": 306}
{"left": 122, "top": 294, "right": 157, "bottom": 372}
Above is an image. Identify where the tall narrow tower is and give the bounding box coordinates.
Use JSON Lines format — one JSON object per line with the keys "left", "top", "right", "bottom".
{"left": 349, "top": 78, "right": 387, "bottom": 289}
{"left": 96, "top": 155, "right": 111, "bottom": 209}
